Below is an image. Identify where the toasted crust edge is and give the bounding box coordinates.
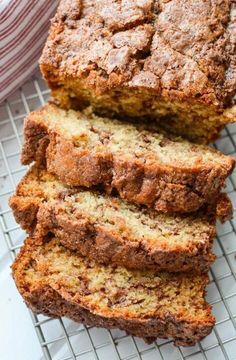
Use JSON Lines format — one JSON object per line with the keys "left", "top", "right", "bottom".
{"left": 9, "top": 192, "right": 216, "bottom": 273}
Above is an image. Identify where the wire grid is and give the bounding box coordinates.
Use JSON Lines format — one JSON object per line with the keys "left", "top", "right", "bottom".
{"left": 0, "top": 71, "right": 236, "bottom": 360}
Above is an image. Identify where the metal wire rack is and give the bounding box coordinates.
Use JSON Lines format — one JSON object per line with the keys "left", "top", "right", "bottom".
{"left": 0, "top": 70, "right": 236, "bottom": 360}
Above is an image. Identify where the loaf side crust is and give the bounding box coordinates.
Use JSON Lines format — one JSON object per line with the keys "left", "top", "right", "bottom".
{"left": 40, "top": 0, "right": 236, "bottom": 142}
{"left": 40, "top": 0, "right": 236, "bottom": 108}
{"left": 50, "top": 88, "right": 229, "bottom": 144}
{"left": 12, "top": 237, "right": 215, "bottom": 346}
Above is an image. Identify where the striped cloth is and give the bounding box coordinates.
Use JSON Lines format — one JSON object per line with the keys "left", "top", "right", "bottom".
{"left": 0, "top": 0, "right": 59, "bottom": 103}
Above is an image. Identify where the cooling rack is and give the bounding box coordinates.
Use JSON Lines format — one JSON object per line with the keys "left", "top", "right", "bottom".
{"left": 0, "top": 70, "right": 236, "bottom": 360}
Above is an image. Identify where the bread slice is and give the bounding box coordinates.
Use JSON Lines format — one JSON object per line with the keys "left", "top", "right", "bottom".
{"left": 12, "top": 236, "right": 215, "bottom": 346}
{"left": 21, "top": 104, "right": 235, "bottom": 214}
{"left": 10, "top": 166, "right": 232, "bottom": 273}
{"left": 40, "top": 0, "right": 236, "bottom": 143}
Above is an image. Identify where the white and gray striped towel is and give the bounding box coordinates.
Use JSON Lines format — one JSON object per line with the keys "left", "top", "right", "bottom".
{"left": 0, "top": 0, "right": 59, "bottom": 103}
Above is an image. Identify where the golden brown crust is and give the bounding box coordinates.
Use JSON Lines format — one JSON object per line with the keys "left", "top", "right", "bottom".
{"left": 216, "top": 192, "right": 233, "bottom": 223}
{"left": 41, "top": 0, "right": 236, "bottom": 107}
{"left": 21, "top": 104, "right": 235, "bottom": 214}
{"left": 12, "top": 237, "right": 215, "bottom": 346}
{"left": 40, "top": 0, "right": 236, "bottom": 142}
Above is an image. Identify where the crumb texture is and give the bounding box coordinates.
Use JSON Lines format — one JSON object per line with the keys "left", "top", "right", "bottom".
{"left": 21, "top": 104, "right": 235, "bottom": 214}
{"left": 9, "top": 166, "right": 218, "bottom": 272}
{"left": 12, "top": 237, "right": 215, "bottom": 346}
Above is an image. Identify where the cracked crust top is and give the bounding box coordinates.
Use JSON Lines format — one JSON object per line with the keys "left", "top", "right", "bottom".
{"left": 40, "top": 0, "right": 236, "bottom": 109}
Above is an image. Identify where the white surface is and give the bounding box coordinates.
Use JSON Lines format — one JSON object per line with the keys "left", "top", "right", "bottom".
{"left": 0, "top": 231, "right": 42, "bottom": 360}
{"left": 0, "top": 72, "right": 236, "bottom": 360}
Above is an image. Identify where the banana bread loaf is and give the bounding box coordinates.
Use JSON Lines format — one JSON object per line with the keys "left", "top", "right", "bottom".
{"left": 40, "top": 0, "right": 236, "bottom": 143}
{"left": 21, "top": 104, "right": 235, "bottom": 214}
{"left": 12, "top": 236, "right": 215, "bottom": 346}
{"left": 10, "top": 166, "right": 229, "bottom": 273}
